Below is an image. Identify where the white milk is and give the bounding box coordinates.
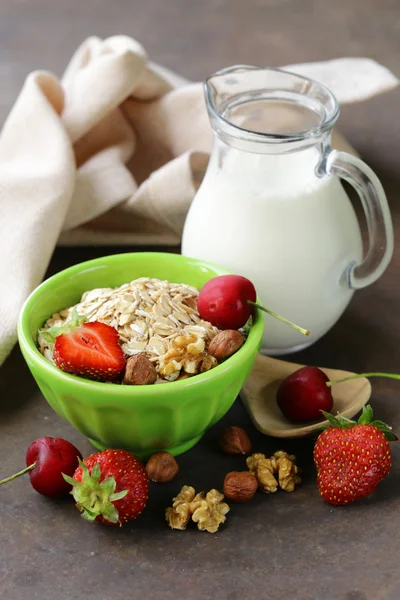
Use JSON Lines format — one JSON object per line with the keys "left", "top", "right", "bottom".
{"left": 182, "top": 141, "right": 363, "bottom": 353}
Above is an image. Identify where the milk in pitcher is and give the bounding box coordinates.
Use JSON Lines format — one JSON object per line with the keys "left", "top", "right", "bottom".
{"left": 182, "top": 66, "right": 393, "bottom": 354}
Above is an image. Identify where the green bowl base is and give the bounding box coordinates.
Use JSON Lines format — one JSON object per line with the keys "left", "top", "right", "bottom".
{"left": 88, "top": 433, "right": 204, "bottom": 460}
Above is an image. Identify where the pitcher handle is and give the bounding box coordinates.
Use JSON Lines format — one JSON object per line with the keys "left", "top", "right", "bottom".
{"left": 321, "top": 149, "right": 394, "bottom": 290}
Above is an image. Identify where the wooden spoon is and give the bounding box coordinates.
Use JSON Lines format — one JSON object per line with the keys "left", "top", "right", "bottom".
{"left": 241, "top": 354, "right": 371, "bottom": 438}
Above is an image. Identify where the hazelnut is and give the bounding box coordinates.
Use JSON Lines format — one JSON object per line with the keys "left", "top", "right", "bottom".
{"left": 146, "top": 452, "right": 179, "bottom": 483}
{"left": 223, "top": 471, "right": 258, "bottom": 502}
{"left": 220, "top": 426, "right": 252, "bottom": 455}
{"left": 208, "top": 330, "right": 244, "bottom": 361}
{"left": 123, "top": 354, "right": 157, "bottom": 385}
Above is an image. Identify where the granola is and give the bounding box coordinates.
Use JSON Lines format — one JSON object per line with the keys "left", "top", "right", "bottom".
{"left": 38, "top": 277, "right": 221, "bottom": 382}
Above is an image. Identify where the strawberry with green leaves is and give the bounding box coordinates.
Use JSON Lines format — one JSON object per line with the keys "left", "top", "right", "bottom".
{"left": 63, "top": 449, "right": 149, "bottom": 526}
{"left": 314, "top": 405, "right": 396, "bottom": 506}
{"left": 40, "top": 309, "right": 126, "bottom": 382}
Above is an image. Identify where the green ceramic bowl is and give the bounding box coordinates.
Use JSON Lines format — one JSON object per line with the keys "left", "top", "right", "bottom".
{"left": 18, "top": 253, "right": 263, "bottom": 458}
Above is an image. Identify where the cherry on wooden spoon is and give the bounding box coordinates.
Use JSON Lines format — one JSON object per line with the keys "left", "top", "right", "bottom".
{"left": 0, "top": 437, "right": 82, "bottom": 497}
{"left": 198, "top": 275, "right": 309, "bottom": 335}
{"left": 277, "top": 367, "right": 400, "bottom": 429}
{"left": 277, "top": 366, "right": 334, "bottom": 423}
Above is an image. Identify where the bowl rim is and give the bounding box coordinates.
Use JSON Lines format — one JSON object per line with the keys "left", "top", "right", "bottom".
{"left": 18, "top": 252, "right": 264, "bottom": 399}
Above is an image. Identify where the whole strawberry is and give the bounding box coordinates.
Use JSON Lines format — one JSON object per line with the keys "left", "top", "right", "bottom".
{"left": 314, "top": 405, "right": 396, "bottom": 506}
{"left": 63, "top": 449, "right": 148, "bottom": 525}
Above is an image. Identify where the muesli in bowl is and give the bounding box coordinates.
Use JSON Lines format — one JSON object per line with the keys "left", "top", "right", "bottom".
{"left": 18, "top": 252, "right": 264, "bottom": 456}
{"left": 38, "top": 277, "right": 246, "bottom": 385}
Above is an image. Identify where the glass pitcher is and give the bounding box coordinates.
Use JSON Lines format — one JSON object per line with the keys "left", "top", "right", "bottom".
{"left": 182, "top": 66, "right": 394, "bottom": 354}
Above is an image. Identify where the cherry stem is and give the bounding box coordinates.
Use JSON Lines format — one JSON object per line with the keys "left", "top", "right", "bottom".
{"left": 0, "top": 462, "right": 36, "bottom": 485}
{"left": 327, "top": 372, "right": 400, "bottom": 387}
{"left": 248, "top": 301, "right": 310, "bottom": 336}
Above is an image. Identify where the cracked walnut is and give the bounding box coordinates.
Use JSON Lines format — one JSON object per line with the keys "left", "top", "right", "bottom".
{"left": 166, "top": 486, "right": 230, "bottom": 533}
{"left": 165, "top": 485, "right": 196, "bottom": 530}
{"left": 247, "top": 451, "right": 301, "bottom": 493}
{"left": 191, "top": 489, "right": 230, "bottom": 533}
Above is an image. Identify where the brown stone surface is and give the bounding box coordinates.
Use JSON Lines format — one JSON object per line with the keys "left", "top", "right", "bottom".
{"left": 1, "top": 1, "right": 400, "bottom": 598}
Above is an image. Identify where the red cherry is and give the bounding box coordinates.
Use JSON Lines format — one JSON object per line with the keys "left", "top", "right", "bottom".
{"left": 197, "top": 275, "right": 256, "bottom": 330}
{"left": 277, "top": 366, "right": 334, "bottom": 423}
{"left": 0, "top": 437, "right": 82, "bottom": 497}
{"left": 198, "top": 275, "right": 309, "bottom": 335}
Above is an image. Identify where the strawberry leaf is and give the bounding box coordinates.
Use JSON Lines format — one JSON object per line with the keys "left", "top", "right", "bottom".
{"left": 79, "top": 458, "right": 90, "bottom": 478}
{"left": 100, "top": 477, "right": 117, "bottom": 496}
{"left": 315, "top": 423, "right": 331, "bottom": 432}
{"left": 110, "top": 490, "right": 128, "bottom": 502}
{"left": 335, "top": 415, "right": 356, "bottom": 429}
{"left": 358, "top": 405, "right": 373, "bottom": 425}
{"left": 370, "top": 420, "right": 398, "bottom": 441}
{"left": 320, "top": 405, "right": 397, "bottom": 440}
{"left": 383, "top": 431, "right": 398, "bottom": 442}
{"left": 39, "top": 308, "right": 87, "bottom": 346}
{"left": 241, "top": 317, "right": 253, "bottom": 338}
{"left": 62, "top": 473, "right": 81, "bottom": 488}
{"left": 320, "top": 411, "right": 344, "bottom": 428}
{"left": 40, "top": 331, "right": 59, "bottom": 344}
{"left": 80, "top": 506, "right": 98, "bottom": 522}
{"left": 320, "top": 411, "right": 358, "bottom": 430}
{"left": 90, "top": 463, "right": 101, "bottom": 483}
{"left": 370, "top": 419, "right": 390, "bottom": 429}
{"left": 102, "top": 504, "right": 120, "bottom": 525}
{"left": 69, "top": 458, "right": 128, "bottom": 525}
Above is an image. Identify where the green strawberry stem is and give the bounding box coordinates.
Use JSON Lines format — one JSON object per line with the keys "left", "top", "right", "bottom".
{"left": 319, "top": 405, "right": 398, "bottom": 441}
{"left": 62, "top": 458, "right": 128, "bottom": 525}
{"left": 247, "top": 301, "right": 309, "bottom": 336}
{"left": 0, "top": 462, "right": 36, "bottom": 485}
{"left": 327, "top": 372, "right": 400, "bottom": 387}
{"left": 39, "top": 308, "right": 87, "bottom": 346}
{"left": 325, "top": 373, "right": 399, "bottom": 441}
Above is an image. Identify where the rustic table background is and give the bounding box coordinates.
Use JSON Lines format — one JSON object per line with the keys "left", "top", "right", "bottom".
{"left": 1, "top": 1, "right": 399, "bottom": 599}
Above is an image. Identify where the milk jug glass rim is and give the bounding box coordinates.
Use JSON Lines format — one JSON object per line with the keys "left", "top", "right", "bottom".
{"left": 205, "top": 65, "right": 340, "bottom": 152}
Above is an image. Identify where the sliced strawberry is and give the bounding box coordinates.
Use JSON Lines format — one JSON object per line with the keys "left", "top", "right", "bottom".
{"left": 53, "top": 321, "right": 126, "bottom": 381}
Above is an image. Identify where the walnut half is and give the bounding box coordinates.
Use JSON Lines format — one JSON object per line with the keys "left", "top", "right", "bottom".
{"left": 246, "top": 453, "right": 279, "bottom": 493}
{"left": 191, "top": 489, "right": 230, "bottom": 533}
{"left": 247, "top": 451, "right": 301, "bottom": 493}
{"left": 271, "top": 451, "right": 302, "bottom": 492}
{"left": 159, "top": 334, "right": 217, "bottom": 380}
{"left": 165, "top": 485, "right": 196, "bottom": 530}
{"left": 166, "top": 486, "right": 230, "bottom": 533}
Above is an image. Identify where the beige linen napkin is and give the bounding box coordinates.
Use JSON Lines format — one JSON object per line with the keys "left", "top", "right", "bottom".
{"left": 0, "top": 35, "right": 398, "bottom": 365}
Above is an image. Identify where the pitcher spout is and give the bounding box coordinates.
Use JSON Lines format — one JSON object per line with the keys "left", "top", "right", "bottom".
{"left": 205, "top": 64, "right": 263, "bottom": 119}
{"left": 204, "top": 65, "right": 339, "bottom": 149}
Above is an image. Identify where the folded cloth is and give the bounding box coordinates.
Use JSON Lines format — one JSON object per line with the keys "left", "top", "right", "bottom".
{"left": 0, "top": 35, "right": 398, "bottom": 365}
